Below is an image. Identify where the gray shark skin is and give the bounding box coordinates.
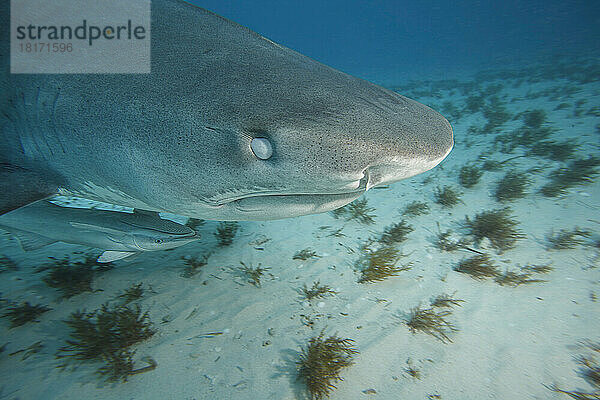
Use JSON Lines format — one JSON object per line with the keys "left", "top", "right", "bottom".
{"left": 0, "top": 0, "right": 453, "bottom": 221}
{"left": 0, "top": 201, "right": 199, "bottom": 262}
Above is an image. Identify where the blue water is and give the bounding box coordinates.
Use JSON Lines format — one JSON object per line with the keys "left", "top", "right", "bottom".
{"left": 194, "top": 0, "right": 600, "bottom": 82}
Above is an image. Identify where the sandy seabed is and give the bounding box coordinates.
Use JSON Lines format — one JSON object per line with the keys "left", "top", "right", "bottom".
{"left": 1, "top": 59, "right": 599, "bottom": 400}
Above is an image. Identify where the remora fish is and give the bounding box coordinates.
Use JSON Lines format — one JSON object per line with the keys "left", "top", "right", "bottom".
{"left": 0, "top": 201, "right": 199, "bottom": 262}
{"left": 0, "top": 0, "right": 453, "bottom": 220}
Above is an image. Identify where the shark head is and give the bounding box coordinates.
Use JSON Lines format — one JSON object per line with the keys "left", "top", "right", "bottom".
{"left": 133, "top": 3, "right": 454, "bottom": 221}
{"left": 187, "top": 89, "right": 453, "bottom": 221}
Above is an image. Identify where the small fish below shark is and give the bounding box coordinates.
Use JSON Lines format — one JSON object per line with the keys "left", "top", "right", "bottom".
{"left": 0, "top": 200, "right": 199, "bottom": 262}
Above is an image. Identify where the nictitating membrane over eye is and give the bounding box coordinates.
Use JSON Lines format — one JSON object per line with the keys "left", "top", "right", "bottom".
{"left": 250, "top": 137, "right": 273, "bottom": 160}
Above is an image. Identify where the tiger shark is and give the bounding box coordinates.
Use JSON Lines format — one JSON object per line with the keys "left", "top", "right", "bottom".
{"left": 0, "top": 0, "right": 453, "bottom": 221}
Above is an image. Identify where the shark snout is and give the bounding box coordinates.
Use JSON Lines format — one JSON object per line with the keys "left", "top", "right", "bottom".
{"left": 362, "top": 153, "right": 446, "bottom": 190}
{"left": 357, "top": 103, "right": 453, "bottom": 189}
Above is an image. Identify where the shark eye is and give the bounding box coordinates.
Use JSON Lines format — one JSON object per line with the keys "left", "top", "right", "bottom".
{"left": 250, "top": 137, "right": 273, "bottom": 160}
{"left": 155, "top": 239, "right": 163, "bottom": 244}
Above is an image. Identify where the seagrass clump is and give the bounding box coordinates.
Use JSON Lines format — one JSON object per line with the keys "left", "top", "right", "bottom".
{"left": 405, "top": 306, "right": 458, "bottom": 343}
{"left": 494, "top": 170, "right": 531, "bottom": 202}
{"left": 528, "top": 140, "right": 578, "bottom": 162}
{"left": 434, "top": 186, "right": 462, "bottom": 207}
{"left": 42, "top": 255, "right": 112, "bottom": 299}
{"left": 115, "top": 283, "right": 145, "bottom": 304}
{"left": 181, "top": 254, "right": 210, "bottom": 278}
{"left": 355, "top": 245, "right": 411, "bottom": 283}
{"left": 345, "top": 198, "right": 376, "bottom": 224}
{"left": 296, "top": 331, "right": 359, "bottom": 400}
{"left": 300, "top": 281, "right": 337, "bottom": 301}
{"left": 238, "top": 262, "right": 270, "bottom": 287}
{"left": 540, "top": 156, "right": 600, "bottom": 197}
{"left": 293, "top": 248, "right": 321, "bottom": 261}
{"left": 546, "top": 227, "right": 591, "bottom": 249}
{"left": 482, "top": 160, "right": 504, "bottom": 171}
{"left": 214, "top": 222, "right": 239, "bottom": 246}
{"left": 464, "top": 207, "right": 524, "bottom": 252}
{"left": 402, "top": 201, "right": 430, "bottom": 217}
{"left": 56, "top": 303, "right": 155, "bottom": 382}
{"left": 379, "top": 220, "right": 413, "bottom": 245}
{"left": 522, "top": 109, "right": 547, "bottom": 129}
{"left": 494, "top": 270, "right": 546, "bottom": 287}
{"left": 459, "top": 165, "right": 483, "bottom": 188}
{"left": 454, "top": 254, "right": 500, "bottom": 280}
{"left": 2, "top": 302, "right": 51, "bottom": 328}
{"left": 431, "top": 293, "right": 464, "bottom": 308}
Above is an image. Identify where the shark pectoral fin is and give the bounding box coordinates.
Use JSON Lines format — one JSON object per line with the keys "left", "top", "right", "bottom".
{"left": 97, "top": 251, "right": 138, "bottom": 263}
{"left": 0, "top": 164, "right": 58, "bottom": 215}
{"left": 11, "top": 230, "right": 58, "bottom": 251}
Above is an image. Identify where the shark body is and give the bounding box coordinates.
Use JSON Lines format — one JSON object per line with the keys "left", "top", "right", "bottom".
{"left": 0, "top": 0, "right": 453, "bottom": 220}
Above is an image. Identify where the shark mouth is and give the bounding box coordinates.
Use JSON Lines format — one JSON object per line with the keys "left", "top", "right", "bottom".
{"left": 232, "top": 190, "right": 365, "bottom": 213}
{"left": 208, "top": 153, "right": 448, "bottom": 212}
{"left": 219, "top": 175, "right": 371, "bottom": 219}
{"left": 212, "top": 172, "right": 371, "bottom": 208}
{"left": 217, "top": 171, "right": 370, "bottom": 209}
